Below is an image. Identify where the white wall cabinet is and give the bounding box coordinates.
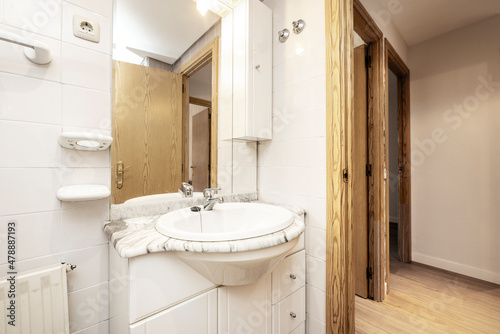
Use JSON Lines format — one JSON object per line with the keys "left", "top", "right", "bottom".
{"left": 232, "top": 0, "right": 272, "bottom": 141}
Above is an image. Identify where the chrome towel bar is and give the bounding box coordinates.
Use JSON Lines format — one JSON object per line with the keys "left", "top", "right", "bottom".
{"left": 0, "top": 29, "right": 52, "bottom": 65}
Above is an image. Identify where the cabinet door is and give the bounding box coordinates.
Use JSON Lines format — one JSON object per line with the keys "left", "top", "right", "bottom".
{"left": 249, "top": 0, "right": 272, "bottom": 140}
{"left": 218, "top": 274, "right": 272, "bottom": 333}
{"left": 134, "top": 289, "right": 217, "bottom": 334}
{"left": 128, "top": 252, "right": 215, "bottom": 322}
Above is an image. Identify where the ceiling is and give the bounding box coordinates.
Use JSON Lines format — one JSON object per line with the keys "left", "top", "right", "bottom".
{"left": 114, "top": 0, "right": 220, "bottom": 64}
{"left": 371, "top": 0, "right": 500, "bottom": 46}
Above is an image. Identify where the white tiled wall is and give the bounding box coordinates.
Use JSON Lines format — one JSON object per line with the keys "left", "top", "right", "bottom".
{"left": 0, "top": 0, "right": 112, "bottom": 332}
{"left": 258, "top": 0, "right": 326, "bottom": 333}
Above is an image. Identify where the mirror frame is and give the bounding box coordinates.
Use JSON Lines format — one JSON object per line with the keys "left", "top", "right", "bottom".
{"left": 178, "top": 37, "right": 219, "bottom": 188}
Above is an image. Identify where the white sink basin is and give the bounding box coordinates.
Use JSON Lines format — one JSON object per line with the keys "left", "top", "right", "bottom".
{"left": 155, "top": 202, "right": 302, "bottom": 286}
{"left": 156, "top": 203, "right": 294, "bottom": 241}
{"left": 124, "top": 192, "right": 203, "bottom": 204}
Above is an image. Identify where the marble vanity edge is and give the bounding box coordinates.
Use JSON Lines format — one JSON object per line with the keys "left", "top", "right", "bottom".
{"left": 110, "top": 192, "right": 258, "bottom": 220}
{"left": 104, "top": 194, "right": 305, "bottom": 259}
{"left": 105, "top": 214, "right": 304, "bottom": 258}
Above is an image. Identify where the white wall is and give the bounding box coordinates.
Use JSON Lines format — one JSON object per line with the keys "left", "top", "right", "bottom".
{"left": 388, "top": 71, "right": 399, "bottom": 223}
{"left": 0, "top": 0, "right": 112, "bottom": 333}
{"left": 409, "top": 15, "right": 500, "bottom": 284}
{"left": 360, "top": 0, "right": 409, "bottom": 63}
{"left": 190, "top": 78, "right": 212, "bottom": 100}
{"left": 257, "top": 0, "right": 326, "bottom": 332}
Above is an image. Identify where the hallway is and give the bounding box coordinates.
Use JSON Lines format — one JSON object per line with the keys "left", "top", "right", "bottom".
{"left": 355, "top": 260, "right": 500, "bottom": 333}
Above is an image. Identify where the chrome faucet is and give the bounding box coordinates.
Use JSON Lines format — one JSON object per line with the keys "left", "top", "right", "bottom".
{"left": 203, "top": 187, "right": 223, "bottom": 210}
{"left": 178, "top": 182, "right": 193, "bottom": 198}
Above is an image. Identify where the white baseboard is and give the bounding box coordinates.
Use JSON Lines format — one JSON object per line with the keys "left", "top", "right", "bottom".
{"left": 412, "top": 252, "right": 500, "bottom": 285}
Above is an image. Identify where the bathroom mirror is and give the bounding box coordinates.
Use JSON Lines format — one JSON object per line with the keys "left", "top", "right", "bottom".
{"left": 110, "top": 0, "right": 257, "bottom": 204}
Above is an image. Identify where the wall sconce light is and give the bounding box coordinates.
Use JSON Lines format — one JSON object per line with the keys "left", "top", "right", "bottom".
{"left": 292, "top": 19, "right": 305, "bottom": 34}
{"left": 278, "top": 28, "right": 289, "bottom": 43}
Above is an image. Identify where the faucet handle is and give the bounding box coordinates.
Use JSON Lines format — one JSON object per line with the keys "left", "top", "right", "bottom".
{"left": 203, "top": 187, "right": 220, "bottom": 199}
{"left": 179, "top": 182, "right": 193, "bottom": 198}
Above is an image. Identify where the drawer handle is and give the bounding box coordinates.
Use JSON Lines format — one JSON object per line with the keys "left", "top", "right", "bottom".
{"left": 289, "top": 312, "right": 297, "bottom": 318}
{"left": 290, "top": 274, "right": 297, "bottom": 280}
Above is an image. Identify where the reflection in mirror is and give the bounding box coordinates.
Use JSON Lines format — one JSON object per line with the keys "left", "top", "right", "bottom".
{"left": 111, "top": 0, "right": 226, "bottom": 204}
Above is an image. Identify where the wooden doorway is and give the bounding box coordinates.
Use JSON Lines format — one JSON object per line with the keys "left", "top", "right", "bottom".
{"left": 385, "top": 39, "right": 411, "bottom": 264}
{"left": 325, "top": 0, "right": 390, "bottom": 331}
{"left": 178, "top": 37, "right": 219, "bottom": 189}
{"left": 353, "top": 44, "right": 370, "bottom": 299}
{"left": 191, "top": 108, "right": 211, "bottom": 191}
{"left": 353, "top": 0, "right": 385, "bottom": 302}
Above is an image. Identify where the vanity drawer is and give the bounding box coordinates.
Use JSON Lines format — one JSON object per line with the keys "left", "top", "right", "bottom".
{"left": 272, "top": 286, "right": 305, "bottom": 334}
{"left": 272, "top": 250, "right": 305, "bottom": 304}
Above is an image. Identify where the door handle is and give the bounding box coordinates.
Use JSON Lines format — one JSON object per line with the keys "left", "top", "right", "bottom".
{"left": 117, "top": 161, "right": 124, "bottom": 189}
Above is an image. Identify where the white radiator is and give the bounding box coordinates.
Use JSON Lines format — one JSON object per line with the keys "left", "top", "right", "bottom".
{"left": 0, "top": 264, "right": 70, "bottom": 334}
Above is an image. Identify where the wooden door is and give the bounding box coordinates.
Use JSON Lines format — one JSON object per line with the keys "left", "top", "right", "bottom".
{"left": 353, "top": 45, "right": 369, "bottom": 298}
{"left": 191, "top": 108, "right": 210, "bottom": 191}
{"left": 112, "top": 61, "right": 183, "bottom": 204}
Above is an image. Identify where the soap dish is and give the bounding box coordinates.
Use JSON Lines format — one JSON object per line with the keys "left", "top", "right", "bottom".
{"left": 59, "top": 132, "right": 113, "bottom": 151}
{"left": 57, "top": 185, "right": 110, "bottom": 202}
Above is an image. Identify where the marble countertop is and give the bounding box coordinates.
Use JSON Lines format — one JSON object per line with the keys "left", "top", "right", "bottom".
{"left": 104, "top": 193, "right": 305, "bottom": 258}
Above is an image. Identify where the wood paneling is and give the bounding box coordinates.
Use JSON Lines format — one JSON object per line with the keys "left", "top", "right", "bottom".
{"left": 353, "top": 45, "right": 369, "bottom": 299}
{"left": 178, "top": 37, "right": 219, "bottom": 188}
{"left": 385, "top": 39, "right": 411, "bottom": 264}
{"left": 356, "top": 261, "right": 500, "bottom": 333}
{"left": 111, "top": 61, "right": 183, "bottom": 204}
{"left": 325, "top": 0, "right": 354, "bottom": 332}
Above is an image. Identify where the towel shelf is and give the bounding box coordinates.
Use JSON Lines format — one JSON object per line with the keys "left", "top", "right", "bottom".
{"left": 56, "top": 185, "right": 110, "bottom": 202}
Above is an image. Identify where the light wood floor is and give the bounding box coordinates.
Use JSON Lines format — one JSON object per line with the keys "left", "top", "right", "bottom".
{"left": 355, "top": 259, "right": 500, "bottom": 333}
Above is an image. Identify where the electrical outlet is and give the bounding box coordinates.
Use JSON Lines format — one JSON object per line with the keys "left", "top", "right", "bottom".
{"left": 73, "top": 14, "right": 100, "bottom": 43}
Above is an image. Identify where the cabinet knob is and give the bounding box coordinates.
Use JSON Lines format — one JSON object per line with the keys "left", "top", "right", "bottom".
{"left": 290, "top": 274, "right": 296, "bottom": 280}
{"left": 289, "top": 312, "right": 297, "bottom": 318}
{"left": 255, "top": 64, "right": 261, "bottom": 69}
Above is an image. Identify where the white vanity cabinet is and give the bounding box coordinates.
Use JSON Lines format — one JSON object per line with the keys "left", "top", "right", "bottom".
{"left": 108, "top": 233, "right": 305, "bottom": 334}
{"left": 232, "top": 0, "right": 273, "bottom": 141}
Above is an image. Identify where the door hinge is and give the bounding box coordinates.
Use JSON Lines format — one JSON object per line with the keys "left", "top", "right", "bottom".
{"left": 343, "top": 169, "right": 349, "bottom": 183}
{"left": 366, "top": 164, "right": 372, "bottom": 177}
{"left": 366, "top": 267, "right": 373, "bottom": 280}
{"left": 182, "top": 84, "right": 185, "bottom": 93}
{"left": 181, "top": 164, "right": 184, "bottom": 173}
{"left": 366, "top": 55, "right": 372, "bottom": 68}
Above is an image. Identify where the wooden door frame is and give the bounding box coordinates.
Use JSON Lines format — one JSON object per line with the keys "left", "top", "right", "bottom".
{"left": 385, "top": 39, "right": 411, "bottom": 264}
{"left": 325, "top": 0, "right": 354, "bottom": 332}
{"left": 178, "top": 37, "right": 219, "bottom": 188}
{"left": 353, "top": 0, "right": 385, "bottom": 302}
